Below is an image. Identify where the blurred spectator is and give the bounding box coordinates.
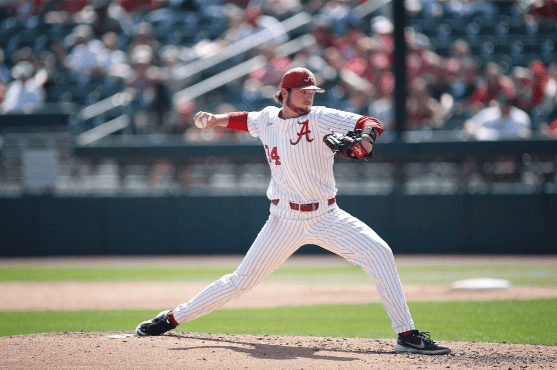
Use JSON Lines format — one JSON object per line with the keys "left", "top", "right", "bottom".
{"left": 227, "top": 0, "right": 251, "bottom": 7}
{"left": 176, "top": 98, "right": 197, "bottom": 136}
{"left": 542, "top": 62, "right": 557, "bottom": 136}
{"left": 63, "top": 0, "right": 90, "bottom": 14}
{"left": 512, "top": 61, "right": 557, "bottom": 132}
{"left": 464, "top": 77, "right": 532, "bottom": 140}
{"left": 548, "top": 119, "right": 557, "bottom": 137}
{"left": 548, "top": 62, "right": 557, "bottom": 87}
{"left": 528, "top": 0, "right": 557, "bottom": 22}
{"left": 318, "top": 0, "right": 355, "bottom": 37}
{"left": 39, "top": 0, "right": 70, "bottom": 15}
{"left": 125, "top": 45, "right": 158, "bottom": 132}
{"left": 186, "top": 5, "right": 249, "bottom": 62}
{"left": 118, "top": 0, "right": 161, "bottom": 14}
{"left": 322, "top": 14, "right": 369, "bottom": 75}
{"left": 513, "top": 61, "right": 556, "bottom": 114}
{"left": 260, "top": 0, "right": 302, "bottom": 20}
{"left": 406, "top": 77, "right": 446, "bottom": 130}
{"left": 11, "top": 48, "right": 49, "bottom": 88}
{"left": 72, "top": 3, "right": 99, "bottom": 24}
{"left": 528, "top": 60, "right": 555, "bottom": 114}
{"left": 334, "top": 21, "right": 368, "bottom": 71}
{"left": 150, "top": 46, "right": 187, "bottom": 131}
{"left": 1, "top": 61, "right": 45, "bottom": 114}
{"left": 127, "top": 22, "right": 159, "bottom": 56}
{"left": 355, "top": 16, "right": 395, "bottom": 91}
{"left": 447, "top": 39, "right": 476, "bottom": 68}
{"left": 50, "top": 39, "right": 70, "bottom": 75}
{"left": 126, "top": 45, "right": 156, "bottom": 89}
{"left": 249, "top": 45, "right": 291, "bottom": 88}
{"left": 99, "top": 31, "right": 129, "bottom": 76}
{"left": 0, "top": 81, "right": 7, "bottom": 107}
{"left": 512, "top": 66, "right": 535, "bottom": 111}
{"left": 338, "top": 64, "right": 372, "bottom": 111}
{"left": 65, "top": 24, "right": 106, "bottom": 79}
{"left": 241, "top": 45, "right": 292, "bottom": 106}
{"left": 358, "top": 37, "right": 389, "bottom": 96}
{"left": 219, "top": 7, "right": 255, "bottom": 46}
{"left": 0, "top": 0, "right": 551, "bottom": 140}
{"left": 405, "top": 28, "right": 443, "bottom": 92}
{"left": 370, "top": 15, "right": 394, "bottom": 59}
{"left": 310, "top": 15, "right": 337, "bottom": 50}
{"left": 444, "top": 39, "right": 480, "bottom": 122}
{"left": 90, "top": 0, "right": 122, "bottom": 36}
{"left": 342, "top": 86, "right": 374, "bottom": 116}
{"left": 5, "top": 0, "right": 43, "bottom": 21}
{"left": 158, "top": 45, "right": 187, "bottom": 93}
{"left": 468, "top": 62, "right": 505, "bottom": 112}
{"left": 525, "top": 61, "right": 557, "bottom": 137}
{"left": 0, "top": 49, "right": 11, "bottom": 84}
{"left": 245, "top": 6, "right": 288, "bottom": 44}
{"left": 368, "top": 72, "right": 395, "bottom": 130}
{"left": 36, "top": 49, "right": 57, "bottom": 90}
{"left": 421, "top": 51, "right": 446, "bottom": 101}
{"left": 12, "top": 47, "right": 41, "bottom": 74}
{"left": 426, "top": 39, "right": 464, "bottom": 100}
{"left": 239, "top": 77, "right": 265, "bottom": 110}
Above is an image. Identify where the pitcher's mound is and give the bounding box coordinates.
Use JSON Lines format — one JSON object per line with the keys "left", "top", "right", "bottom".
{"left": 1, "top": 331, "right": 556, "bottom": 370}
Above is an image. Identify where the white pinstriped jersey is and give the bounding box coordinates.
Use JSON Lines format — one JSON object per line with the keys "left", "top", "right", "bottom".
{"left": 247, "top": 106, "right": 361, "bottom": 203}
{"left": 171, "top": 106, "right": 416, "bottom": 335}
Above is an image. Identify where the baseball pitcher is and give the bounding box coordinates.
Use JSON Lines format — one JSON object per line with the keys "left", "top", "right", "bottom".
{"left": 135, "top": 67, "right": 451, "bottom": 355}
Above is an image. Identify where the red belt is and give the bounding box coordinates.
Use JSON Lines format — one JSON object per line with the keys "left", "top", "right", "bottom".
{"left": 271, "top": 198, "right": 336, "bottom": 212}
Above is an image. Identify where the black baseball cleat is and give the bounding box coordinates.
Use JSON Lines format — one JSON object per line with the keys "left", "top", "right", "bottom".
{"left": 135, "top": 310, "right": 177, "bottom": 337}
{"left": 394, "top": 330, "right": 452, "bottom": 355}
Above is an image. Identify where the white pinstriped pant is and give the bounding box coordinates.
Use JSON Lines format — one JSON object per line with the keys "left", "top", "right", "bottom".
{"left": 172, "top": 200, "right": 415, "bottom": 334}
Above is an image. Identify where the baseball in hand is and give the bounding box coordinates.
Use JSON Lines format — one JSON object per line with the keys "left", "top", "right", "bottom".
{"left": 195, "top": 116, "right": 208, "bottom": 129}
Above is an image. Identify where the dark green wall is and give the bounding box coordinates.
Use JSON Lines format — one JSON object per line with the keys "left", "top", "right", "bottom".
{"left": 1, "top": 193, "right": 555, "bottom": 256}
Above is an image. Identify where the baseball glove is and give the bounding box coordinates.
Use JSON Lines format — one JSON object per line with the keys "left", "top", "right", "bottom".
{"left": 323, "top": 129, "right": 373, "bottom": 160}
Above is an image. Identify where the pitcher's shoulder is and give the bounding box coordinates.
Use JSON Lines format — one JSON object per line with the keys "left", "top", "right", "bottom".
{"left": 261, "top": 106, "right": 281, "bottom": 116}
{"left": 312, "top": 106, "right": 359, "bottom": 119}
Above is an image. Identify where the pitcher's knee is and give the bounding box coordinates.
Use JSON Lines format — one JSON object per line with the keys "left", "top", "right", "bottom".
{"left": 347, "top": 241, "right": 394, "bottom": 266}
{"left": 220, "top": 271, "right": 262, "bottom": 291}
{"left": 377, "top": 241, "right": 394, "bottom": 256}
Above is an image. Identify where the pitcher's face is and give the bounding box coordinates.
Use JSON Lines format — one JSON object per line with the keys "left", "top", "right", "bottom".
{"left": 284, "top": 88, "right": 315, "bottom": 117}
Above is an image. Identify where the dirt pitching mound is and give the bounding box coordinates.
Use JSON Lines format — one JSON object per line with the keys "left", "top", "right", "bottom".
{"left": 1, "top": 331, "right": 556, "bottom": 370}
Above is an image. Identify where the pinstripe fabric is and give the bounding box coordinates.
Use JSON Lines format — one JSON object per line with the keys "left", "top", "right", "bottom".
{"left": 245, "top": 106, "right": 361, "bottom": 203}
{"left": 173, "top": 200, "right": 415, "bottom": 334}
{"left": 172, "top": 207, "right": 306, "bottom": 324}
{"left": 306, "top": 205, "right": 414, "bottom": 333}
{"left": 172, "top": 105, "right": 415, "bottom": 334}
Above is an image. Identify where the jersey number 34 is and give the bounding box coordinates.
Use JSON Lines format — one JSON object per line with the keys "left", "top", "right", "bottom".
{"left": 264, "top": 145, "right": 281, "bottom": 165}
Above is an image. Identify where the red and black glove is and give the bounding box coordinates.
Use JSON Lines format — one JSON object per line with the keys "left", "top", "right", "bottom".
{"left": 323, "top": 129, "right": 373, "bottom": 160}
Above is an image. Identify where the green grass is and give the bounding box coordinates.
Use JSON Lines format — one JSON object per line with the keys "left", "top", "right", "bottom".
{"left": 1, "top": 264, "right": 556, "bottom": 286}
{"left": 0, "top": 266, "right": 237, "bottom": 282}
{"left": 2, "top": 299, "right": 555, "bottom": 345}
{"left": 1, "top": 261, "right": 555, "bottom": 344}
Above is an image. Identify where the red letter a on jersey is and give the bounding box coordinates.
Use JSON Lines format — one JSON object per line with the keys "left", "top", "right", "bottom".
{"left": 290, "top": 120, "right": 313, "bottom": 145}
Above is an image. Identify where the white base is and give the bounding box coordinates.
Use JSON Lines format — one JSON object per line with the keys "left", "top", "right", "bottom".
{"left": 450, "top": 278, "right": 511, "bottom": 290}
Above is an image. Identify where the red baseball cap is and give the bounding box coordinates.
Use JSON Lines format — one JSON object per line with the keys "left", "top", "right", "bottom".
{"left": 280, "top": 68, "right": 325, "bottom": 92}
